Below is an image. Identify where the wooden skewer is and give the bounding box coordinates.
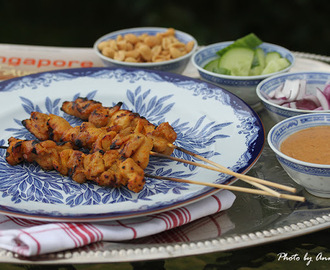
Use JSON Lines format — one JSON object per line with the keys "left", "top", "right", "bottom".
{"left": 151, "top": 151, "right": 282, "bottom": 197}
{"left": 166, "top": 144, "right": 297, "bottom": 195}
{"left": 146, "top": 174, "right": 305, "bottom": 202}
{"left": 156, "top": 144, "right": 297, "bottom": 196}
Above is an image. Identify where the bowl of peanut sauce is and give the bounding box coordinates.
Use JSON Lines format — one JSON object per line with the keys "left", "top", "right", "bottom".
{"left": 268, "top": 113, "right": 330, "bottom": 198}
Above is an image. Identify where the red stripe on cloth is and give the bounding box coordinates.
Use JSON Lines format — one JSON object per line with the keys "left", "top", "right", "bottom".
{"left": 84, "top": 224, "right": 104, "bottom": 242}
{"left": 76, "top": 224, "right": 96, "bottom": 243}
{"left": 179, "top": 207, "right": 192, "bottom": 224}
{"left": 8, "top": 216, "right": 31, "bottom": 227}
{"left": 18, "top": 230, "right": 41, "bottom": 255}
{"left": 117, "top": 220, "right": 137, "bottom": 239}
{"left": 7, "top": 216, "right": 45, "bottom": 227}
{"left": 166, "top": 211, "right": 179, "bottom": 228}
{"left": 58, "top": 223, "right": 81, "bottom": 248}
{"left": 67, "top": 223, "right": 93, "bottom": 246}
{"left": 171, "top": 209, "right": 184, "bottom": 226}
{"left": 170, "top": 209, "right": 191, "bottom": 242}
{"left": 7, "top": 216, "right": 32, "bottom": 227}
{"left": 211, "top": 195, "right": 222, "bottom": 212}
{"left": 175, "top": 227, "right": 190, "bottom": 242}
{"left": 152, "top": 213, "right": 172, "bottom": 230}
{"left": 208, "top": 214, "right": 222, "bottom": 237}
{"left": 148, "top": 225, "right": 190, "bottom": 243}
{"left": 77, "top": 223, "right": 103, "bottom": 243}
{"left": 167, "top": 226, "right": 190, "bottom": 242}
{"left": 162, "top": 207, "right": 191, "bottom": 229}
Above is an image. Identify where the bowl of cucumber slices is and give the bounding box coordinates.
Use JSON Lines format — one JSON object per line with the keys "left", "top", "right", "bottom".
{"left": 192, "top": 33, "right": 295, "bottom": 107}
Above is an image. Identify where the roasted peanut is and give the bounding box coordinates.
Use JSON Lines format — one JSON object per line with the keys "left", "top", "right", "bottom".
{"left": 124, "top": 33, "right": 139, "bottom": 44}
{"left": 98, "top": 28, "right": 194, "bottom": 63}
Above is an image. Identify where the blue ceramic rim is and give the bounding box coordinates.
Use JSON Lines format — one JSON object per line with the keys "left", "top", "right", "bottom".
{"left": 276, "top": 155, "right": 330, "bottom": 176}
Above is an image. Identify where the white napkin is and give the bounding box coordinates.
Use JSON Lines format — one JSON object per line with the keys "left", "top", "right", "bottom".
{"left": 0, "top": 190, "right": 235, "bottom": 257}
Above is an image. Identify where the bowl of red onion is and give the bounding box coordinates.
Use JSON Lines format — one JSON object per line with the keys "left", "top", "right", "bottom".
{"left": 256, "top": 71, "right": 330, "bottom": 123}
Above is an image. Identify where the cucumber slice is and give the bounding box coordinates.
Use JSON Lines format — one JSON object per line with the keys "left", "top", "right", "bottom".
{"left": 203, "top": 58, "right": 231, "bottom": 74}
{"left": 215, "top": 67, "right": 231, "bottom": 75}
{"left": 252, "top": 47, "right": 266, "bottom": 68}
{"left": 217, "top": 33, "right": 262, "bottom": 56}
{"left": 203, "top": 58, "right": 220, "bottom": 71}
{"left": 265, "top": 51, "right": 281, "bottom": 66}
{"left": 249, "top": 65, "right": 263, "bottom": 76}
{"left": 219, "top": 47, "right": 255, "bottom": 76}
{"left": 261, "top": 58, "right": 291, "bottom": 75}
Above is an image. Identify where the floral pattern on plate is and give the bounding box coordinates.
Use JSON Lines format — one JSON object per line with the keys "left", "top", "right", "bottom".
{"left": 0, "top": 67, "right": 264, "bottom": 221}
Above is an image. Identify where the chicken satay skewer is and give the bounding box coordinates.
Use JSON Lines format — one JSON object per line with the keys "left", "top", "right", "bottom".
{"left": 4, "top": 138, "right": 146, "bottom": 193}
{"left": 61, "top": 98, "right": 296, "bottom": 195}
{"left": 0, "top": 140, "right": 294, "bottom": 198}
{"left": 22, "top": 111, "right": 292, "bottom": 197}
{"left": 0, "top": 142, "right": 304, "bottom": 201}
{"left": 22, "top": 112, "right": 154, "bottom": 170}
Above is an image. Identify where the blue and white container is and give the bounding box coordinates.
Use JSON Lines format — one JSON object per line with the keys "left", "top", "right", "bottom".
{"left": 268, "top": 113, "right": 330, "bottom": 198}
{"left": 193, "top": 41, "right": 294, "bottom": 106}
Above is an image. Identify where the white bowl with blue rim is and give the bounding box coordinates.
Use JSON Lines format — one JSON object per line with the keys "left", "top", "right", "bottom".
{"left": 192, "top": 41, "right": 294, "bottom": 107}
{"left": 268, "top": 113, "right": 330, "bottom": 198}
{"left": 93, "top": 27, "right": 198, "bottom": 74}
{"left": 256, "top": 71, "right": 330, "bottom": 123}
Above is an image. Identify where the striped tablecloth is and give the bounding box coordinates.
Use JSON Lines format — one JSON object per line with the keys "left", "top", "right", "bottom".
{"left": 0, "top": 190, "right": 235, "bottom": 257}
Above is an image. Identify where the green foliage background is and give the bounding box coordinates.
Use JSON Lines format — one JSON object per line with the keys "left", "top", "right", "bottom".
{"left": 0, "top": 0, "right": 329, "bottom": 55}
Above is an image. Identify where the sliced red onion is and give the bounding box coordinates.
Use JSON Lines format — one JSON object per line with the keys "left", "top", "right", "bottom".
{"left": 289, "top": 102, "right": 297, "bottom": 109}
{"left": 323, "top": 83, "right": 330, "bottom": 100}
{"left": 267, "top": 86, "right": 278, "bottom": 99}
{"left": 295, "top": 98, "right": 319, "bottom": 110}
{"left": 273, "top": 85, "right": 286, "bottom": 99}
{"left": 303, "top": 94, "right": 321, "bottom": 107}
{"left": 267, "top": 98, "right": 287, "bottom": 105}
{"left": 283, "top": 79, "right": 301, "bottom": 101}
{"left": 316, "top": 88, "right": 330, "bottom": 110}
{"left": 296, "top": 79, "right": 307, "bottom": 100}
{"left": 265, "top": 80, "right": 330, "bottom": 111}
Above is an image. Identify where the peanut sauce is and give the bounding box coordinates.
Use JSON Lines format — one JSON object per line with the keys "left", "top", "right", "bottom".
{"left": 280, "top": 126, "right": 330, "bottom": 165}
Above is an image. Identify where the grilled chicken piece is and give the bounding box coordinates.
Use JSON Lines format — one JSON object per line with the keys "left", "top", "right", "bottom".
{"left": 22, "top": 112, "right": 72, "bottom": 141}
{"left": 5, "top": 137, "right": 145, "bottom": 192}
{"left": 21, "top": 112, "right": 51, "bottom": 141}
{"left": 61, "top": 97, "right": 103, "bottom": 120}
{"left": 61, "top": 97, "right": 123, "bottom": 121}
{"left": 112, "top": 132, "right": 154, "bottom": 169}
{"left": 5, "top": 137, "right": 74, "bottom": 168}
{"left": 148, "top": 122, "right": 177, "bottom": 155}
{"left": 61, "top": 98, "right": 177, "bottom": 155}
{"left": 22, "top": 112, "right": 153, "bottom": 169}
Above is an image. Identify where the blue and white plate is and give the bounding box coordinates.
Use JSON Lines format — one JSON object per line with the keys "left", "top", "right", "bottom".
{"left": 0, "top": 67, "right": 264, "bottom": 222}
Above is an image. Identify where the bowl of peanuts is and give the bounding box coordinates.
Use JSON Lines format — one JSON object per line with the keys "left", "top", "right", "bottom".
{"left": 94, "top": 27, "right": 198, "bottom": 74}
